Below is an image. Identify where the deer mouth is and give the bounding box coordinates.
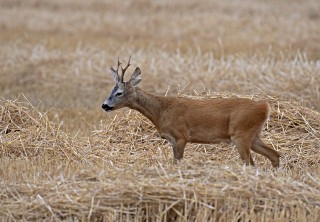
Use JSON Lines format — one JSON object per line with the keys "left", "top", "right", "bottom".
{"left": 102, "top": 104, "right": 113, "bottom": 112}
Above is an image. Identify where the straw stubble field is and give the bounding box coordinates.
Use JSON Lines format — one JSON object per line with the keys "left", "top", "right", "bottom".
{"left": 1, "top": 0, "right": 320, "bottom": 221}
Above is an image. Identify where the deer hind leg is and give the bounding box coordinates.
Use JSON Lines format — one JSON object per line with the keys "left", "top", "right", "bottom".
{"left": 231, "top": 135, "right": 255, "bottom": 166}
{"left": 251, "top": 136, "right": 280, "bottom": 167}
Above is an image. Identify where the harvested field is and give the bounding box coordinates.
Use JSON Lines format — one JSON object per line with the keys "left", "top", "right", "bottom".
{"left": 1, "top": 94, "right": 320, "bottom": 221}
{"left": 1, "top": 0, "right": 320, "bottom": 221}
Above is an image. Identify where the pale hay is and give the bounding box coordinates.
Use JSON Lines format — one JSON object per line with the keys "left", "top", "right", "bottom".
{"left": 1, "top": 93, "right": 319, "bottom": 221}
{"left": 1, "top": 0, "right": 320, "bottom": 220}
{"left": 0, "top": 97, "right": 83, "bottom": 161}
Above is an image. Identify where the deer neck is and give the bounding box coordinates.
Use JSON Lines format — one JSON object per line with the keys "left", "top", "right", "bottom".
{"left": 128, "top": 88, "right": 162, "bottom": 127}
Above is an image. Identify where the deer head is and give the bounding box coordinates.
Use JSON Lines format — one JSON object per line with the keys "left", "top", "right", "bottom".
{"left": 102, "top": 57, "right": 142, "bottom": 112}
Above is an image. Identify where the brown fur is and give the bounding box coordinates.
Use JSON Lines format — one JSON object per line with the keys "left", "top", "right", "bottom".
{"left": 103, "top": 62, "right": 280, "bottom": 167}
{"left": 127, "top": 88, "right": 280, "bottom": 167}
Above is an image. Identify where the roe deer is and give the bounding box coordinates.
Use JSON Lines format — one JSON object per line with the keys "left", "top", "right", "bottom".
{"left": 102, "top": 58, "right": 280, "bottom": 167}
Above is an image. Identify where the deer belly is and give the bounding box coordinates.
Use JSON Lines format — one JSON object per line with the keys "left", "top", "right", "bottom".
{"left": 188, "top": 128, "right": 231, "bottom": 144}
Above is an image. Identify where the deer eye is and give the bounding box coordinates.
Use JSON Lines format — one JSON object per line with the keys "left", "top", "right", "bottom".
{"left": 116, "top": 92, "right": 123, "bottom": 97}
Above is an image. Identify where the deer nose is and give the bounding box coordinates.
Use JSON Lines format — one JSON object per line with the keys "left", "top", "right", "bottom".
{"left": 101, "top": 103, "right": 108, "bottom": 109}
{"left": 102, "top": 103, "right": 113, "bottom": 112}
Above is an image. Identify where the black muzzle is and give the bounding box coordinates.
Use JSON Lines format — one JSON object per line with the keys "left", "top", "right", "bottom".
{"left": 102, "top": 103, "right": 113, "bottom": 112}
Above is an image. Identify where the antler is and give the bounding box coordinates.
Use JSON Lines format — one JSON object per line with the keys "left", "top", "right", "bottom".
{"left": 110, "top": 58, "right": 122, "bottom": 80}
{"left": 120, "top": 56, "right": 131, "bottom": 82}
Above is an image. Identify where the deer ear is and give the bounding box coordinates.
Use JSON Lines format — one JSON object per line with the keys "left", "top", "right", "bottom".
{"left": 129, "top": 67, "right": 141, "bottom": 86}
{"left": 110, "top": 67, "right": 120, "bottom": 83}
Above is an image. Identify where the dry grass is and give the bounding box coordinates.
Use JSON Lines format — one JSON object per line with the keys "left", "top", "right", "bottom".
{"left": 1, "top": 0, "right": 320, "bottom": 221}
{"left": 1, "top": 45, "right": 319, "bottom": 137}
{"left": 1, "top": 94, "right": 320, "bottom": 221}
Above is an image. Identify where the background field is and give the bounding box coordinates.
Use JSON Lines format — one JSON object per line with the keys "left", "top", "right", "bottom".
{"left": 0, "top": 0, "right": 320, "bottom": 221}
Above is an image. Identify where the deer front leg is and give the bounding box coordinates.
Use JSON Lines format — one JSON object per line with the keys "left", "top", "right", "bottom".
{"left": 172, "top": 139, "right": 187, "bottom": 164}
{"left": 161, "top": 133, "right": 187, "bottom": 164}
